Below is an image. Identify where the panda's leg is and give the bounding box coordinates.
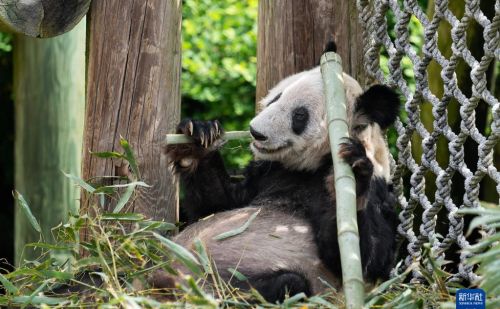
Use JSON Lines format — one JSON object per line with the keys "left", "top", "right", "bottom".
{"left": 166, "top": 119, "right": 257, "bottom": 222}
{"left": 312, "top": 139, "right": 397, "bottom": 281}
{"left": 357, "top": 178, "right": 398, "bottom": 281}
{"left": 248, "top": 271, "right": 311, "bottom": 303}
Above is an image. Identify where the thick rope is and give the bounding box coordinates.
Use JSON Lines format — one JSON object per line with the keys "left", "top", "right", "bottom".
{"left": 357, "top": 0, "right": 499, "bottom": 282}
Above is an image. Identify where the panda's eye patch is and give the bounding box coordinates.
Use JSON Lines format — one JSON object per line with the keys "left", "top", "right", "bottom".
{"left": 267, "top": 93, "right": 282, "bottom": 106}
{"left": 292, "top": 107, "right": 309, "bottom": 135}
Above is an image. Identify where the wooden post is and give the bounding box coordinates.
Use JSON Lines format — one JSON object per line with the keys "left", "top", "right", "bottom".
{"left": 256, "top": 0, "right": 366, "bottom": 102}
{"left": 13, "top": 20, "right": 86, "bottom": 264}
{"left": 0, "top": 0, "right": 90, "bottom": 38}
{"left": 81, "top": 0, "right": 181, "bottom": 237}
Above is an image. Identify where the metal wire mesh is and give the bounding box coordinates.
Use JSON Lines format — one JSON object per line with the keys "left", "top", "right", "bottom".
{"left": 357, "top": 0, "right": 499, "bottom": 281}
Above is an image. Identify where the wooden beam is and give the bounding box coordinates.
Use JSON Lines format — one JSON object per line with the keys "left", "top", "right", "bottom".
{"left": 13, "top": 20, "right": 86, "bottom": 264}
{"left": 0, "top": 0, "right": 90, "bottom": 38}
{"left": 81, "top": 0, "right": 181, "bottom": 237}
{"left": 256, "top": 0, "right": 366, "bottom": 103}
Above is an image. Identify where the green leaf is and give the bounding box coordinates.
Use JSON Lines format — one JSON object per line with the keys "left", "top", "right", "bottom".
{"left": 74, "top": 257, "right": 102, "bottom": 268}
{"left": 101, "top": 213, "right": 144, "bottom": 221}
{"left": 11, "top": 295, "right": 68, "bottom": 306}
{"left": 0, "top": 272, "right": 18, "bottom": 294}
{"left": 62, "top": 172, "right": 95, "bottom": 193}
{"left": 153, "top": 233, "right": 202, "bottom": 276}
{"left": 137, "top": 221, "right": 176, "bottom": 232}
{"left": 13, "top": 191, "right": 41, "bottom": 233}
{"left": 282, "top": 292, "right": 306, "bottom": 306}
{"left": 227, "top": 268, "right": 247, "bottom": 281}
{"left": 120, "top": 137, "right": 140, "bottom": 178}
{"left": 106, "top": 181, "right": 150, "bottom": 189}
{"left": 39, "top": 270, "right": 74, "bottom": 280}
{"left": 213, "top": 208, "right": 260, "bottom": 240}
{"left": 25, "top": 243, "right": 73, "bottom": 250}
{"left": 113, "top": 183, "right": 136, "bottom": 213}
{"left": 194, "top": 239, "right": 212, "bottom": 274}
{"left": 90, "top": 151, "right": 124, "bottom": 158}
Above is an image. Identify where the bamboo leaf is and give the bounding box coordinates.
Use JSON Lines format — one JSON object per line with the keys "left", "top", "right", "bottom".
{"left": 213, "top": 209, "right": 260, "bottom": 240}
{"left": 74, "top": 257, "right": 102, "bottom": 268}
{"left": 62, "top": 172, "right": 95, "bottom": 193}
{"left": 101, "top": 213, "right": 144, "bottom": 221}
{"left": 13, "top": 191, "right": 41, "bottom": 233}
{"left": 194, "top": 239, "right": 212, "bottom": 274}
{"left": 308, "top": 296, "right": 337, "bottom": 309}
{"left": 39, "top": 270, "right": 73, "bottom": 280}
{"left": 228, "top": 268, "right": 247, "bottom": 281}
{"left": 153, "top": 233, "right": 202, "bottom": 276}
{"left": 11, "top": 295, "right": 68, "bottom": 306}
{"left": 113, "top": 183, "right": 136, "bottom": 213}
{"left": 0, "top": 273, "right": 18, "bottom": 294}
{"left": 137, "top": 221, "right": 176, "bottom": 232}
{"left": 106, "top": 181, "right": 150, "bottom": 189}
{"left": 120, "top": 137, "right": 140, "bottom": 178}
{"left": 90, "top": 151, "right": 124, "bottom": 159}
{"left": 282, "top": 292, "right": 306, "bottom": 306}
{"left": 25, "top": 243, "right": 73, "bottom": 250}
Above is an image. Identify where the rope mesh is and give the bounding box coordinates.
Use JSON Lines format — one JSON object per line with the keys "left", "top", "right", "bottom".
{"left": 357, "top": 0, "right": 499, "bottom": 281}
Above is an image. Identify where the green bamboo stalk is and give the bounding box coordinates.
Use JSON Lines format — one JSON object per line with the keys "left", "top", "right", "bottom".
{"left": 320, "top": 52, "right": 364, "bottom": 308}
{"left": 165, "top": 131, "right": 251, "bottom": 144}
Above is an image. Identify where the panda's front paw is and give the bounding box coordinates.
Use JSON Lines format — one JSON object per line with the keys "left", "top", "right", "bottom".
{"left": 165, "top": 119, "right": 224, "bottom": 172}
{"left": 176, "top": 119, "right": 223, "bottom": 148}
{"left": 339, "top": 138, "right": 373, "bottom": 195}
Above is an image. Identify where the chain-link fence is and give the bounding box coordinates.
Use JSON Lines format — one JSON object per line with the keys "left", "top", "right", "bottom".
{"left": 357, "top": 0, "right": 499, "bottom": 282}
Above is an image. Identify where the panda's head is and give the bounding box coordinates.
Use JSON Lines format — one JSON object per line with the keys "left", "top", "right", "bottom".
{"left": 249, "top": 67, "right": 400, "bottom": 175}
{"left": 250, "top": 67, "right": 363, "bottom": 171}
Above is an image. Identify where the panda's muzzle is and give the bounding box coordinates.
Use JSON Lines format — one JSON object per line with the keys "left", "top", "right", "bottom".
{"left": 251, "top": 140, "right": 291, "bottom": 154}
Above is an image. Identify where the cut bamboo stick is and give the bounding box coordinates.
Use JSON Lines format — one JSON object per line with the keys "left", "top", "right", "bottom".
{"left": 321, "top": 52, "right": 365, "bottom": 308}
{"left": 165, "top": 130, "right": 251, "bottom": 144}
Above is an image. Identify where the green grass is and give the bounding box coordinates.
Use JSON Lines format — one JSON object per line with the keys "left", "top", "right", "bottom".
{"left": 2, "top": 139, "right": 498, "bottom": 308}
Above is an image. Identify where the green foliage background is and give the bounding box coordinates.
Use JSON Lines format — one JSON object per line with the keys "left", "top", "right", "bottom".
{"left": 181, "top": 0, "right": 258, "bottom": 169}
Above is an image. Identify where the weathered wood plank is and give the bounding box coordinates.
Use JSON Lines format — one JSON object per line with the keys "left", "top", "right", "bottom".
{"left": 0, "top": 0, "right": 90, "bottom": 38}
{"left": 81, "top": 0, "right": 181, "bottom": 237}
{"left": 256, "top": 0, "right": 366, "bottom": 102}
{"left": 13, "top": 20, "right": 86, "bottom": 264}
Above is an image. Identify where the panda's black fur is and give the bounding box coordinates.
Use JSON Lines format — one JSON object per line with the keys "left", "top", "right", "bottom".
{"left": 166, "top": 46, "right": 400, "bottom": 302}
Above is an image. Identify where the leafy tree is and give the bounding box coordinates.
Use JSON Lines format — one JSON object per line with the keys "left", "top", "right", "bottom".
{"left": 181, "top": 0, "right": 257, "bottom": 169}
{"left": 0, "top": 31, "right": 12, "bottom": 53}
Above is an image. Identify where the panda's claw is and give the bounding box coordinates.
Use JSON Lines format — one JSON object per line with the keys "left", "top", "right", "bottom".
{"left": 188, "top": 121, "right": 194, "bottom": 136}
{"left": 214, "top": 120, "right": 220, "bottom": 135}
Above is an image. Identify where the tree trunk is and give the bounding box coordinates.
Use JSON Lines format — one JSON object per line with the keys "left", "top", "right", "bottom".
{"left": 13, "top": 20, "right": 86, "bottom": 264}
{"left": 80, "top": 0, "right": 181, "bottom": 239}
{"left": 0, "top": 0, "right": 90, "bottom": 38}
{"left": 256, "top": 0, "right": 366, "bottom": 103}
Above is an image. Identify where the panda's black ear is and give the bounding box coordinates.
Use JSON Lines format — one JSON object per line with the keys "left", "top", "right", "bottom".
{"left": 354, "top": 85, "right": 401, "bottom": 129}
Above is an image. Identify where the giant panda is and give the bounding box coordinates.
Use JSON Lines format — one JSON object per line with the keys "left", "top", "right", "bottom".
{"left": 164, "top": 44, "right": 400, "bottom": 302}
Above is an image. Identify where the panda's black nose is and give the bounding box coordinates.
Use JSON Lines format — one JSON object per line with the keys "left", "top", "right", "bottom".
{"left": 250, "top": 126, "right": 267, "bottom": 141}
